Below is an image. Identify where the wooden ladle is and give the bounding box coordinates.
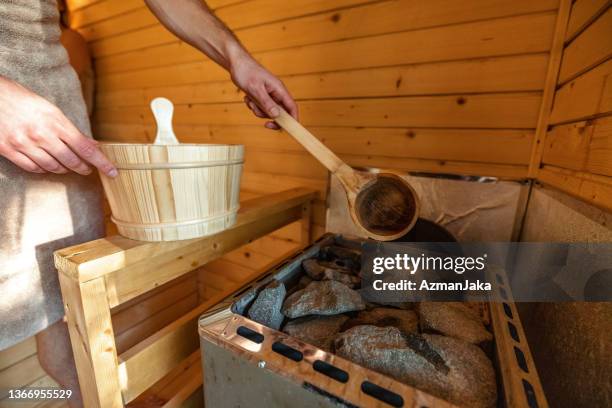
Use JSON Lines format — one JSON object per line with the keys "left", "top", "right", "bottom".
{"left": 274, "top": 108, "right": 419, "bottom": 241}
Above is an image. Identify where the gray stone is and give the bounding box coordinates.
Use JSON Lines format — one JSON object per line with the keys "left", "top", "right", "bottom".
{"left": 282, "top": 280, "right": 366, "bottom": 319}
{"left": 334, "top": 326, "right": 496, "bottom": 408}
{"left": 417, "top": 302, "right": 493, "bottom": 344}
{"left": 247, "top": 280, "right": 286, "bottom": 330}
{"left": 342, "top": 308, "right": 418, "bottom": 334}
{"left": 283, "top": 315, "right": 349, "bottom": 351}
{"left": 302, "top": 259, "right": 360, "bottom": 288}
{"left": 319, "top": 245, "right": 361, "bottom": 270}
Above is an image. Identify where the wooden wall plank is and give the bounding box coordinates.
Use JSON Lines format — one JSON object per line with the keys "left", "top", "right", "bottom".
{"left": 527, "top": 0, "right": 572, "bottom": 176}
{"left": 565, "top": 0, "right": 611, "bottom": 41}
{"left": 542, "top": 121, "right": 594, "bottom": 171}
{"left": 558, "top": 6, "right": 612, "bottom": 84}
{"left": 0, "top": 336, "right": 37, "bottom": 371}
{"left": 550, "top": 58, "right": 612, "bottom": 124}
{"left": 539, "top": 165, "right": 612, "bottom": 211}
{"left": 68, "top": 0, "right": 141, "bottom": 28}
{"left": 114, "top": 292, "right": 198, "bottom": 354}
{"left": 0, "top": 354, "right": 46, "bottom": 399}
{"left": 95, "top": 12, "right": 556, "bottom": 86}
{"left": 96, "top": 54, "right": 549, "bottom": 108}
{"left": 111, "top": 274, "right": 197, "bottom": 335}
{"left": 89, "top": 0, "right": 558, "bottom": 58}
{"left": 215, "top": 0, "right": 386, "bottom": 30}
{"left": 95, "top": 122, "right": 533, "bottom": 165}
{"left": 68, "top": 0, "right": 242, "bottom": 29}
{"left": 65, "top": 0, "right": 102, "bottom": 11}
{"left": 342, "top": 153, "right": 528, "bottom": 179}
{"left": 587, "top": 115, "right": 612, "bottom": 177}
{"left": 73, "top": 6, "right": 157, "bottom": 41}
{"left": 95, "top": 93, "right": 542, "bottom": 129}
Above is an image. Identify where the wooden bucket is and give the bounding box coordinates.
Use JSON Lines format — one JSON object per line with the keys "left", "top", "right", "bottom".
{"left": 99, "top": 143, "right": 244, "bottom": 241}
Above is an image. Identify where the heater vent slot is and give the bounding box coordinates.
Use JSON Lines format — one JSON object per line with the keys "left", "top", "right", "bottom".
{"left": 236, "top": 326, "right": 264, "bottom": 344}
{"left": 361, "top": 381, "right": 404, "bottom": 407}
{"left": 514, "top": 346, "right": 529, "bottom": 373}
{"left": 313, "top": 360, "right": 349, "bottom": 383}
{"left": 272, "top": 341, "right": 303, "bottom": 362}
{"left": 503, "top": 303, "right": 513, "bottom": 319}
{"left": 508, "top": 322, "right": 520, "bottom": 342}
{"left": 522, "top": 379, "right": 539, "bottom": 408}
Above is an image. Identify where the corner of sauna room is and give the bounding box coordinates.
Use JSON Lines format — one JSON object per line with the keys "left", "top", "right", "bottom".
{"left": 0, "top": 1, "right": 610, "bottom": 408}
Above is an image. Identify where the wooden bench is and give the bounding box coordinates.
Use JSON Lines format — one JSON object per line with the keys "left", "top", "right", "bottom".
{"left": 54, "top": 188, "right": 316, "bottom": 407}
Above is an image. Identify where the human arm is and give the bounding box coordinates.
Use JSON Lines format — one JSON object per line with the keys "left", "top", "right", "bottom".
{"left": 0, "top": 76, "right": 117, "bottom": 176}
{"left": 144, "top": 0, "right": 298, "bottom": 129}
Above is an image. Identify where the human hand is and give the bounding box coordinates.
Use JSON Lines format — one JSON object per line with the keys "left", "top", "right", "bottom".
{"left": 0, "top": 76, "right": 117, "bottom": 177}
{"left": 230, "top": 52, "right": 298, "bottom": 129}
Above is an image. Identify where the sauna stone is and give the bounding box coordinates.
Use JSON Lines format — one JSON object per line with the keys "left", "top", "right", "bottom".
{"left": 342, "top": 308, "right": 418, "bottom": 335}
{"left": 335, "top": 327, "right": 496, "bottom": 408}
{"left": 283, "top": 315, "right": 349, "bottom": 351}
{"left": 247, "top": 280, "right": 286, "bottom": 330}
{"left": 318, "top": 245, "right": 361, "bottom": 270}
{"left": 282, "top": 280, "right": 366, "bottom": 319}
{"left": 417, "top": 302, "right": 493, "bottom": 344}
{"left": 302, "top": 259, "right": 360, "bottom": 288}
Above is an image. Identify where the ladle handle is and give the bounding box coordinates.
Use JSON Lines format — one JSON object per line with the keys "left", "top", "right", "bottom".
{"left": 274, "top": 107, "right": 354, "bottom": 179}
{"left": 151, "top": 97, "right": 179, "bottom": 145}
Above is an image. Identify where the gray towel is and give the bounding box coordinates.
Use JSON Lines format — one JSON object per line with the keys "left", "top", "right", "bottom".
{"left": 0, "top": 0, "right": 104, "bottom": 350}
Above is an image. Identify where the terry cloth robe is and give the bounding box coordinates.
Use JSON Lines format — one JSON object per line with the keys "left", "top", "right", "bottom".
{"left": 0, "top": 0, "right": 104, "bottom": 350}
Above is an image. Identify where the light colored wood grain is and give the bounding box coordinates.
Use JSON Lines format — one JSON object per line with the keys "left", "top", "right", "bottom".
{"left": 96, "top": 54, "right": 549, "bottom": 108}
{"left": 111, "top": 274, "right": 197, "bottom": 335}
{"left": 197, "top": 259, "right": 253, "bottom": 285}
{"left": 95, "top": 93, "right": 542, "bottom": 129}
{"left": 550, "top": 58, "right": 612, "bottom": 124}
{"left": 0, "top": 336, "right": 37, "bottom": 371}
{"left": 527, "top": 0, "right": 572, "bottom": 177}
{"left": 95, "top": 12, "right": 556, "bottom": 86}
{"left": 558, "top": 6, "right": 612, "bottom": 84}
{"left": 54, "top": 188, "right": 316, "bottom": 283}
{"left": 587, "top": 115, "right": 612, "bottom": 177}
{"left": 222, "top": 240, "right": 288, "bottom": 269}
{"left": 67, "top": 0, "right": 238, "bottom": 29}
{"left": 99, "top": 143, "right": 244, "bottom": 241}
{"left": 89, "top": 0, "right": 558, "bottom": 58}
{"left": 197, "top": 268, "right": 237, "bottom": 292}
{"left": 125, "top": 351, "right": 202, "bottom": 408}
{"left": 95, "top": 122, "right": 534, "bottom": 166}
{"left": 58, "top": 275, "right": 122, "bottom": 408}
{"left": 115, "top": 292, "right": 198, "bottom": 354}
{"left": 0, "top": 354, "right": 46, "bottom": 399}
{"left": 542, "top": 121, "right": 594, "bottom": 171}
{"left": 103, "top": 205, "right": 304, "bottom": 307}
{"left": 539, "top": 165, "right": 612, "bottom": 211}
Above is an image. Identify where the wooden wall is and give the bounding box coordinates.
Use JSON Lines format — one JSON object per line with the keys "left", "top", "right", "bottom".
{"left": 537, "top": 0, "right": 612, "bottom": 212}
{"left": 65, "top": 0, "right": 564, "bottom": 243}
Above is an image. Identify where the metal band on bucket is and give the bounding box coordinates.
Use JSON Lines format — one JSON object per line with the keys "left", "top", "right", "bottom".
{"left": 114, "top": 159, "right": 244, "bottom": 170}
{"left": 111, "top": 205, "right": 240, "bottom": 229}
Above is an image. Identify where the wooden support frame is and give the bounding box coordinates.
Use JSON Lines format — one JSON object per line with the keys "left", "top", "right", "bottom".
{"left": 528, "top": 0, "right": 572, "bottom": 177}
{"left": 54, "top": 188, "right": 315, "bottom": 407}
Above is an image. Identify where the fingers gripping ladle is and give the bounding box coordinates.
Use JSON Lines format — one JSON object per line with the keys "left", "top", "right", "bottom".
{"left": 274, "top": 108, "right": 419, "bottom": 241}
